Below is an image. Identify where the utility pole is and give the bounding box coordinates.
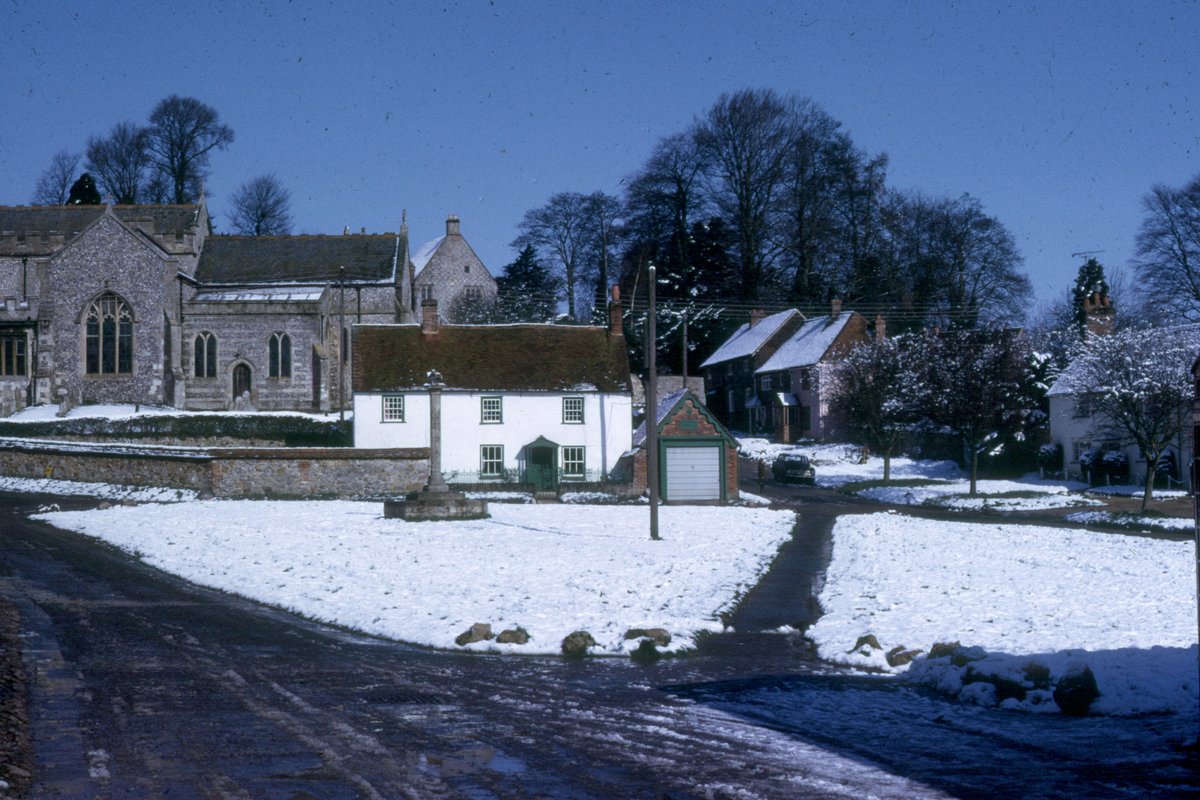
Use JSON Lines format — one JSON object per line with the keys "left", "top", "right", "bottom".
{"left": 681, "top": 310, "right": 688, "bottom": 382}
{"left": 648, "top": 262, "right": 660, "bottom": 541}
{"left": 338, "top": 266, "right": 346, "bottom": 422}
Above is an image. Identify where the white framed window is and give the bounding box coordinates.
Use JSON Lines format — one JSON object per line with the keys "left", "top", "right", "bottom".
{"left": 382, "top": 394, "right": 405, "bottom": 422}
{"left": 761, "top": 374, "right": 772, "bottom": 392}
{"left": 562, "top": 446, "right": 585, "bottom": 479}
{"left": 480, "top": 445, "right": 504, "bottom": 478}
{"left": 481, "top": 396, "right": 502, "bottom": 423}
{"left": 562, "top": 396, "right": 584, "bottom": 424}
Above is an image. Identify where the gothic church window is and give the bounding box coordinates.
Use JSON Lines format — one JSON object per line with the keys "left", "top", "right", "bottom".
{"left": 194, "top": 332, "right": 217, "bottom": 378}
{"left": 85, "top": 293, "right": 132, "bottom": 375}
{"left": 269, "top": 332, "right": 292, "bottom": 378}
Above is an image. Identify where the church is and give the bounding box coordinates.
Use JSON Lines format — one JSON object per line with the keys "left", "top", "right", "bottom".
{"left": 0, "top": 204, "right": 497, "bottom": 416}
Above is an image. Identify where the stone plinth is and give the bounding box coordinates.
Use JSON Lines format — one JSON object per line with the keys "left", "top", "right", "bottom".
{"left": 384, "top": 489, "right": 488, "bottom": 521}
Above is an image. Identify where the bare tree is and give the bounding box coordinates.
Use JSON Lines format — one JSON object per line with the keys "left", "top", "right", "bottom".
{"left": 86, "top": 121, "right": 151, "bottom": 204}
{"left": 31, "top": 150, "right": 81, "bottom": 205}
{"left": 512, "top": 192, "right": 594, "bottom": 320}
{"left": 1134, "top": 174, "right": 1200, "bottom": 322}
{"left": 624, "top": 132, "right": 709, "bottom": 269}
{"left": 146, "top": 95, "right": 235, "bottom": 204}
{"left": 227, "top": 174, "right": 293, "bottom": 236}
{"left": 694, "top": 88, "right": 795, "bottom": 301}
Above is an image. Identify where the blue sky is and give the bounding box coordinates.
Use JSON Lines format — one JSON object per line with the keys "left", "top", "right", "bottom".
{"left": 2, "top": 1, "right": 1197, "bottom": 310}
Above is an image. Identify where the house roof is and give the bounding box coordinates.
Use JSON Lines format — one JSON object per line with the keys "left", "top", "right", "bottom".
{"left": 699, "top": 309, "right": 802, "bottom": 368}
{"left": 0, "top": 204, "right": 201, "bottom": 256}
{"left": 632, "top": 388, "right": 736, "bottom": 447}
{"left": 756, "top": 313, "right": 857, "bottom": 373}
{"left": 195, "top": 234, "right": 400, "bottom": 285}
{"left": 353, "top": 323, "right": 631, "bottom": 393}
{"left": 411, "top": 235, "right": 444, "bottom": 273}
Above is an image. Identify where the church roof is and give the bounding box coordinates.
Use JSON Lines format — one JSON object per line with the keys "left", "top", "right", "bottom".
{"left": 0, "top": 204, "right": 200, "bottom": 256}
{"left": 195, "top": 234, "right": 400, "bottom": 285}
{"left": 353, "top": 324, "right": 631, "bottom": 393}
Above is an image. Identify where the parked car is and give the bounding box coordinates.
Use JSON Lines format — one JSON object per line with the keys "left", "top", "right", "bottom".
{"left": 771, "top": 453, "right": 816, "bottom": 485}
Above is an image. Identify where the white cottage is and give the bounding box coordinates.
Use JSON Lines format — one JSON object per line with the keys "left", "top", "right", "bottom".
{"left": 352, "top": 300, "right": 632, "bottom": 490}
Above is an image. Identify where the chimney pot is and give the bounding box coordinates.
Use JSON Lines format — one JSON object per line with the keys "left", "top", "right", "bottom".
{"left": 875, "top": 313, "right": 887, "bottom": 340}
{"left": 446, "top": 215, "right": 461, "bottom": 236}
{"left": 831, "top": 298, "right": 843, "bottom": 316}
{"left": 749, "top": 308, "right": 766, "bottom": 328}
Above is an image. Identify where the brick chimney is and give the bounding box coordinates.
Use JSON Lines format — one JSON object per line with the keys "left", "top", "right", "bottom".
{"left": 446, "top": 215, "right": 461, "bottom": 236}
{"left": 749, "top": 308, "right": 766, "bottom": 328}
{"left": 421, "top": 298, "right": 439, "bottom": 333}
{"left": 1083, "top": 291, "right": 1114, "bottom": 337}
{"left": 875, "top": 313, "right": 887, "bottom": 340}
{"left": 608, "top": 285, "right": 623, "bottom": 336}
{"left": 831, "top": 298, "right": 843, "bottom": 317}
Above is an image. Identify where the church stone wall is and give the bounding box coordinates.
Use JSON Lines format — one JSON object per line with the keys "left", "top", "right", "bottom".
{"left": 43, "top": 215, "right": 175, "bottom": 408}
{"left": 413, "top": 217, "right": 498, "bottom": 322}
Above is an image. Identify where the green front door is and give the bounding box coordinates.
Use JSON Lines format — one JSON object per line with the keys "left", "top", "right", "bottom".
{"left": 526, "top": 438, "right": 559, "bottom": 491}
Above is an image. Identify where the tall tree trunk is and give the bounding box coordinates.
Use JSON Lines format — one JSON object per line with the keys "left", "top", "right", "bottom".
{"left": 1141, "top": 454, "right": 1157, "bottom": 513}
{"left": 969, "top": 448, "right": 979, "bottom": 496}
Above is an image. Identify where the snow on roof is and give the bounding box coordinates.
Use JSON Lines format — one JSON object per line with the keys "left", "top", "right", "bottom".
{"left": 192, "top": 287, "right": 325, "bottom": 303}
{"left": 699, "top": 309, "right": 800, "bottom": 368}
{"left": 633, "top": 388, "right": 688, "bottom": 446}
{"left": 411, "top": 235, "right": 444, "bottom": 274}
{"left": 756, "top": 314, "right": 853, "bottom": 373}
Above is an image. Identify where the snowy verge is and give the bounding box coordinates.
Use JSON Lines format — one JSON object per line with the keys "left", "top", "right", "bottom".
{"left": 0, "top": 475, "right": 198, "bottom": 503}
{"left": 807, "top": 513, "right": 1197, "bottom": 715}
{"left": 857, "top": 479, "right": 1103, "bottom": 511}
{"left": 33, "top": 501, "right": 795, "bottom": 656}
{"left": 1065, "top": 510, "right": 1194, "bottom": 532}
{"left": 737, "top": 438, "right": 961, "bottom": 487}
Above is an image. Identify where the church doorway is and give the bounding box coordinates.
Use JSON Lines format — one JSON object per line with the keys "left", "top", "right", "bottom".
{"left": 232, "top": 364, "right": 252, "bottom": 403}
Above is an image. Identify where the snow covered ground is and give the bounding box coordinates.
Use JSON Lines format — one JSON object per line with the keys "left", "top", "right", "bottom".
{"left": 808, "top": 512, "right": 1198, "bottom": 715}
{"left": 33, "top": 501, "right": 795, "bottom": 656}
{"left": 5, "top": 403, "right": 347, "bottom": 422}
{"left": 0, "top": 475, "right": 198, "bottom": 503}
{"left": 738, "top": 438, "right": 962, "bottom": 487}
{"left": 858, "top": 479, "right": 1102, "bottom": 511}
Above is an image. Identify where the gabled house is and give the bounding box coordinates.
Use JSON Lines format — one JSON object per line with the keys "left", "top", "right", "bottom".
{"left": 699, "top": 308, "right": 805, "bottom": 432}
{"left": 352, "top": 299, "right": 632, "bottom": 491}
{"left": 410, "top": 215, "right": 498, "bottom": 322}
{"left": 754, "top": 303, "right": 871, "bottom": 442}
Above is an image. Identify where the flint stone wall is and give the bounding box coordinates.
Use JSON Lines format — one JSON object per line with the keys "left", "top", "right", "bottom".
{"left": 0, "top": 438, "right": 427, "bottom": 498}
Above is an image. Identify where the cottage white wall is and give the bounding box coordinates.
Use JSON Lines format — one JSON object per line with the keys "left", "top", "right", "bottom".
{"left": 354, "top": 391, "right": 632, "bottom": 478}
{"left": 1049, "top": 392, "right": 1193, "bottom": 487}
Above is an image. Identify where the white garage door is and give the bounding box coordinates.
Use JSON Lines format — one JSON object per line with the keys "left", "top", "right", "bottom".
{"left": 665, "top": 446, "right": 721, "bottom": 501}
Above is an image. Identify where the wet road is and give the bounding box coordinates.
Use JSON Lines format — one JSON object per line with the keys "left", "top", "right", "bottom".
{"left": 3, "top": 489, "right": 1198, "bottom": 798}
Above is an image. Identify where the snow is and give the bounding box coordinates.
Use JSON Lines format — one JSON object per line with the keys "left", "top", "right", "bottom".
{"left": 755, "top": 313, "right": 855, "bottom": 373}
{"left": 738, "top": 438, "right": 963, "bottom": 487}
{"left": 859, "top": 479, "right": 1103, "bottom": 511}
{"left": 5, "top": 403, "right": 348, "bottom": 423}
{"left": 34, "top": 501, "right": 796, "bottom": 656}
{"left": 807, "top": 513, "right": 1198, "bottom": 715}
{"left": 1065, "top": 510, "right": 1195, "bottom": 532}
{"left": 698, "top": 309, "right": 800, "bottom": 368}
{"left": 411, "top": 235, "right": 445, "bottom": 272}
{"left": 0, "top": 475, "right": 198, "bottom": 503}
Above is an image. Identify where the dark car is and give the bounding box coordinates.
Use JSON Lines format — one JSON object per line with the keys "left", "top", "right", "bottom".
{"left": 771, "top": 453, "right": 816, "bottom": 485}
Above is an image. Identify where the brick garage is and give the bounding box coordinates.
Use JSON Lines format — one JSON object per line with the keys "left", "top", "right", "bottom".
{"left": 635, "top": 389, "right": 739, "bottom": 504}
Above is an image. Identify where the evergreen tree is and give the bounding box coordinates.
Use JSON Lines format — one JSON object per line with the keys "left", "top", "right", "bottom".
{"left": 1070, "top": 257, "right": 1109, "bottom": 335}
{"left": 66, "top": 173, "right": 101, "bottom": 205}
{"left": 495, "top": 245, "right": 562, "bottom": 322}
